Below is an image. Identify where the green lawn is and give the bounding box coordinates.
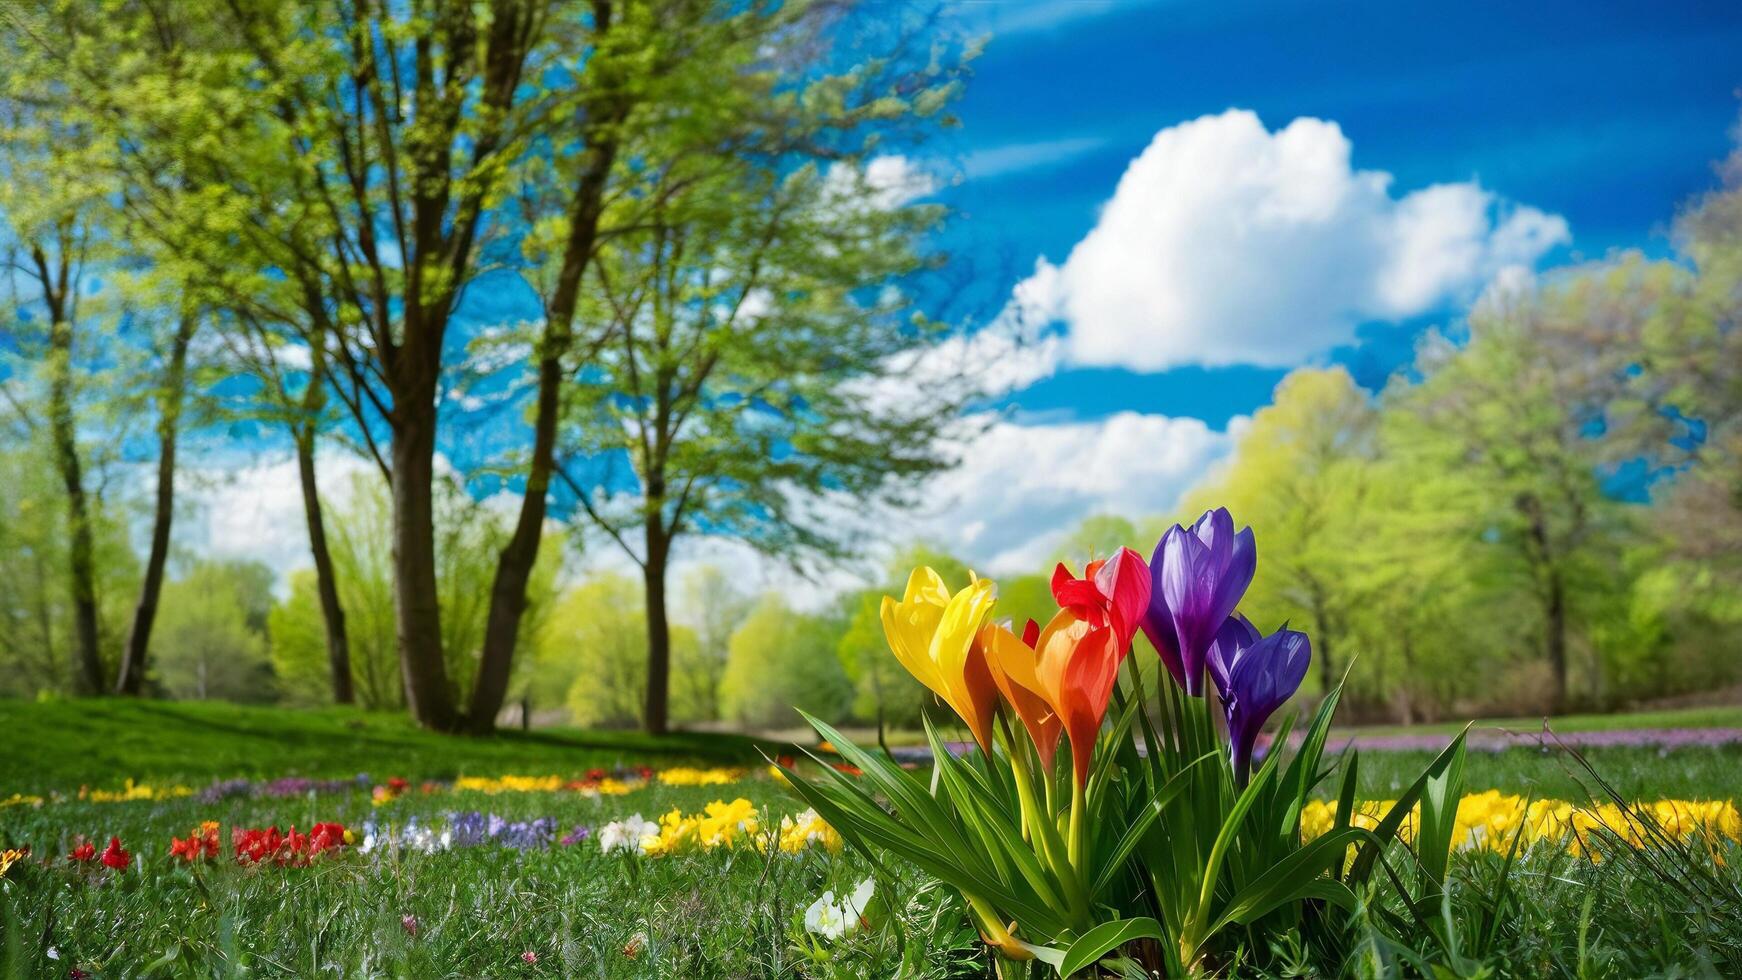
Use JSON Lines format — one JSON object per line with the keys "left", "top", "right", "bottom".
{"left": 2, "top": 699, "right": 782, "bottom": 793}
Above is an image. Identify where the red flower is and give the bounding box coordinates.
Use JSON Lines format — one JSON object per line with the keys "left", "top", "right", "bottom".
{"left": 68, "top": 840, "right": 96, "bottom": 864}
{"left": 635, "top": 766, "right": 654, "bottom": 780}
{"left": 521, "top": 951, "right": 539, "bottom": 964}
{"left": 99, "top": 836, "right": 130, "bottom": 870}
{"left": 586, "top": 767, "right": 607, "bottom": 781}
{"left": 308, "top": 822, "right": 347, "bottom": 855}
{"left": 234, "top": 826, "right": 285, "bottom": 865}
{"left": 171, "top": 821, "right": 222, "bottom": 863}
{"left": 387, "top": 777, "right": 409, "bottom": 793}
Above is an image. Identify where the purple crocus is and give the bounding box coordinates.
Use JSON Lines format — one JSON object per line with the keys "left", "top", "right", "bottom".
{"left": 1215, "top": 624, "right": 1311, "bottom": 786}
{"left": 1142, "top": 507, "right": 1257, "bottom": 695}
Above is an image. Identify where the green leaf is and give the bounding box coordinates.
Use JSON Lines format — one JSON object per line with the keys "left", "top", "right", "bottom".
{"left": 1057, "top": 918, "right": 1167, "bottom": 978}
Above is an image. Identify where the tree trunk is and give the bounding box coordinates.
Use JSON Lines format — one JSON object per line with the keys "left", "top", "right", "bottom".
{"left": 391, "top": 409, "right": 457, "bottom": 730}
{"left": 116, "top": 314, "right": 196, "bottom": 695}
{"left": 1309, "top": 587, "right": 1336, "bottom": 697}
{"left": 297, "top": 430, "right": 354, "bottom": 705}
{"left": 643, "top": 526, "right": 672, "bottom": 735}
{"left": 47, "top": 314, "right": 103, "bottom": 695}
{"left": 466, "top": 347, "right": 563, "bottom": 733}
{"left": 1545, "top": 568, "right": 1568, "bottom": 712}
{"left": 467, "top": 64, "right": 625, "bottom": 734}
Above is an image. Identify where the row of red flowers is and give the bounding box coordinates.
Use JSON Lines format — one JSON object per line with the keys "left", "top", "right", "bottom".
{"left": 59, "top": 821, "right": 352, "bottom": 871}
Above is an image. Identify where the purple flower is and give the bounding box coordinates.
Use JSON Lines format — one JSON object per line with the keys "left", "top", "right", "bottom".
{"left": 559, "top": 825, "right": 591, "bottom": 846}
{"left": 1143, "top": 508, "right": 1257, "bottom": 695}
{"left": 1214, "top": 623, "right": 1310, "bottom": 785}
{"left": 496, "top": 818, "right": 556, "bottom": 850}
{"left": 449, "top": 811, "right": 489, "bottom": 847}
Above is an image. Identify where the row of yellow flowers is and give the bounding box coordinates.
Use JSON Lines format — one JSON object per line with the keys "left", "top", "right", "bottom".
{"left": 1302, "top": 790, "right": 1742, "bottom": 860}
{"left": 1, "top": 767, "right": 749, "bottom": 810}
{"left": 597, "top": 799, "right": 844, "bottom": 857}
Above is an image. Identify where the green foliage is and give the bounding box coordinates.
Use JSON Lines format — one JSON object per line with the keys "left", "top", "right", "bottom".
{"left": 269, "top": 474, "right": 563, "bottom": 709}
{"left": 721, "top": 596, "right": 854, "bottom": 729}
{"left": 538, "top": 572, "right": 708, "bottom": 729}
{"left": 151, "top": 560, "right": 275, "bottom": 702}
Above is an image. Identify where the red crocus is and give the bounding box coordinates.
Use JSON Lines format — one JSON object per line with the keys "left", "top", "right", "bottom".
{"left": 1034, "top": 608, "right": 1123, "bottom": 786}
{"left": 68, "top": 840, "right": 96, "bottom": 863}
{"left": 308, "top": 822, "right": 347, "bottom": 855}
{"left": 99, "top": 836, "right": 130, "bottom": 870}
{"left": 1050, "top": 546, "right": 1151, "bottom": 656}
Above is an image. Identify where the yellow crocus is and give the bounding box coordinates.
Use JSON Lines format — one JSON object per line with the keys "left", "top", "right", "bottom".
{"left": 881, "top": 567, "right": 1000, "bottom": 752}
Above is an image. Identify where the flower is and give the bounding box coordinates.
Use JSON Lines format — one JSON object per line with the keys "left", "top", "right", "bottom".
{"left": 0, "top": 846, "right": 27, "bottom": 878}
{"left": 99, "top": 836, "right": 130, "bottom": 870}
{"left": 1033, "top": 608, "right": 1122, "bottom": 785}
{"left": 977, "top": 618, "right": 1063, "bottom": 772}
{"left": 67, "top": 840, "right": 96, "bottom": 864}
{"left": 804, "top": 877, "right": 876, "bottom": 939}
{"left": 1215, "top": 625, "right": 1311, "bottom": 784}
{"left": 521, "top": 950, "right": 539, "bottom": 964}
{"left": 1143, "top": 508, "right": 1257, "bottom": 695}
{"left": 402, "top": 914, "right": 419, "bottom": 938}
{"left": 559, "top": 825, "right": 591, "bottom": 846}
{"left": 598, "top": 814, "right": 659, "bottom": 854}
{"left": 171, "top": 821, "right": 222, "bottom": 862}
{"left": 880, "top": 567, "right": 1000, "bottom": 752}
{"left": 623, "top": 933, "right": 647, "bottom": 959}
{"left": 1050, "top": 546, "right": 1151, "bottom": 653}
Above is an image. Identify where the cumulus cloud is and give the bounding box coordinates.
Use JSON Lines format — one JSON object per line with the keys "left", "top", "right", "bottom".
{"left": 1012, "top": 109, "right": 1569, "bottom": 371}
{"left": 918, "top": 411, "right": 1234, "bottom": 574}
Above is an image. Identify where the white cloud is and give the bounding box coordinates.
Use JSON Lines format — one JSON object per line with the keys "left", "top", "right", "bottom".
{"left": 180, "top": 449, "right": 382, "bottom": 593}
{"left": 917, "top": 410, "right": 1233, "bottom": 574}
{"left": 1013, "top": 109, "right": 1570, "bottom": 372}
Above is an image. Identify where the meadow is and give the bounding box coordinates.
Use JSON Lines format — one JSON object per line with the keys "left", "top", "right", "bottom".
{"left": 5, "top": 701, "right": 1741, "bottom": 978}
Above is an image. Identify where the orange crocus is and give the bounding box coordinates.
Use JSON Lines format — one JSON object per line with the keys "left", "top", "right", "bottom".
{"left": 881, "top": 567, "right": 1001, "bottom": 753}
{"left": 1033, "top": 608, "right": 1122, "bottom": 785}
{"left": 978, "top": 618, "right": 1063, "bottom": 772}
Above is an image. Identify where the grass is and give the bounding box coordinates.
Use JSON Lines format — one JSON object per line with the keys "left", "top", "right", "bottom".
{"left": 4, "top": 701, "right": 1742, "bottom": 977}
{"left": 1, "top": 699, "right": 782, "bottom": 792}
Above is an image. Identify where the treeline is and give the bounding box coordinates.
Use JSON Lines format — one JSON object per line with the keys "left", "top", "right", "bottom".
{"left": 0, "top": 0, "right": 974, "bottom": 733}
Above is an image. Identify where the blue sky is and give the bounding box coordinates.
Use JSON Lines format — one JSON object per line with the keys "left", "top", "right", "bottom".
{"left": 186, "top": 1, "right": 1742, "bottom": 599}
{"left": 943, "top": 0, "right": 1742, "bottom": 422}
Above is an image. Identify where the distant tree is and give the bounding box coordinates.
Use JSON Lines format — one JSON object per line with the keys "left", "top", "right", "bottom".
{"left": 153, "top": 561, "right": 275, "bottom": 702}
{"left": 1050, "top": 515, "right": 1140, "bottom": 565}
{"left": 675, "top": 565, "right": 751, "bottom": 724}
{"left": 534, "top": 572, "right": 709, "bottom": 728}
{"left": 838, "top": 546, "right": 969, "bottom": 729}
{"left": 721, "top": 595, "right": 852, "bottom": 729}
{"left": 1181, "top": 367, "right": 1380, "bottom": 695}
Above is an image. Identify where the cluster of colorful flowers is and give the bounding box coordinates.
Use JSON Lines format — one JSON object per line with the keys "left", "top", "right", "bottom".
{"left": 5, "top": 765, "right": 750, "bottom": 812}
{"left": 596, "top": 803, "right": 842, "bottom": 857}
{"left": 0, "top": 821, "right": 354, "bottom": 877}
{"left": 357, "top": 811, "right": 584, "bottom": 853}
{"left": 1301, "top": 792, "right": 1742, "bottom": 859}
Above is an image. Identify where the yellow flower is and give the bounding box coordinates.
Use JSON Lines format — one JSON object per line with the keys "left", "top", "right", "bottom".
{"left": 0, "top": 847, "right": 27, "bottom": 877}
{"left": 880, "top": 567, "right": 999, "bottom": 752}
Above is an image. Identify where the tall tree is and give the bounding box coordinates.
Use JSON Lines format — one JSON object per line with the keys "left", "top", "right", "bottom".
{"left": 114, "top": 309, "right": 198, "bottom": 694}
{"left": 0, "top": 77, "right": 112, "bottom": 693}
{"left": 17, "top": 0, "right": 555, "bottom": 728}
{"left": 543, "top": 4, "right": 967, "bottom": 733}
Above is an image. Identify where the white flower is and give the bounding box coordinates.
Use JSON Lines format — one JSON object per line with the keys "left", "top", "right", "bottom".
{"left": 598, "top": 814, "right": 658, "bottom": 854}
{"left": 804, "top": 878, "right": 875, "bottom": 940}
{"left": 804, "top": 890, "right": 849, "bottom": 939}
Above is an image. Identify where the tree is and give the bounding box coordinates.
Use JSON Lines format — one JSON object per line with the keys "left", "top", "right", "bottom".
{"left": 1386, "top": 279, "right": 1654, "bottom": 711}
{"left": 720, "top": 594, "right": 852, "bottom": 729}
{"left": 674, "top": 565, "right": 750, "bottom": 724}
{"left": 153, "top": 560, "right": 275, "bottom": 702}
{"left": 556, "top": 23, "right": 967, "bottom": 731}
{"left": 267, "top": 472, "right": 562, "bottom": 708}
{"left": 14, "top": 0, "right": 556, "bottom": 729}
{"left": 1180, "top": 367, "right": 1380, "bottom": 695}
{"left": 114, "top": 309, "right": 199, "bottom": 694}
{"left": 0, "top": 76, "right": 112, "bottom": 693}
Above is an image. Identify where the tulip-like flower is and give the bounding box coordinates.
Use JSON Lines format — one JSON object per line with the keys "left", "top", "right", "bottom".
{"left": 1211, "top": 620, "right": 1311, "bottom": 785}
{"left": 1143, "top": 508, "right": 1256, "bottom": 695}
{"left": 1033, "top": 608, "right": 1122, "bottom": 786}
{"left": 881, "top": 567, "right": 1000, "bottom": 753}
{"left": 978, "top": 618, "right": 1063, "bottom": 772}
{"left": 1050, "top": 547, "right": 1151, "bottom": 654}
